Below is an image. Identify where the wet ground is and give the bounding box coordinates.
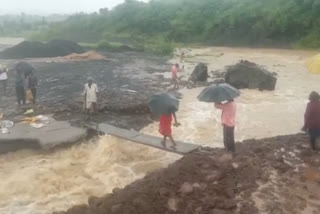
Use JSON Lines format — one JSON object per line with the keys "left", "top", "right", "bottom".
{"left": 0, "top": 44, "right": 319, "bottom": 214}
{"left": 0, "top": 51, "right": 172, "bottom": 130}
{"left": 55, "top": 134, "right": 320, "bottom": 214}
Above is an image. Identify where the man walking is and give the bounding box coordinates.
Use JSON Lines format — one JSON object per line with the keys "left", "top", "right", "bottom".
{"left": 83, "top": 77, "right": 98, "bottom": 116}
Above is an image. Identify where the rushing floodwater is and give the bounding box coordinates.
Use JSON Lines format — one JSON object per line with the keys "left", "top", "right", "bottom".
{"left": 0, "top": 47, "right": 319, "bottom": 214}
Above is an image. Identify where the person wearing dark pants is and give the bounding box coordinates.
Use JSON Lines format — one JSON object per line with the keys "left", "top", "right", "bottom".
{"left": 223, "top": 125, "right": 235, "bottom": 152}
{"left": 15, "top": 70, "right": 25, "bottom": 106}
{"left": 26, "top": 71, "right": 38, "bottom": 104}
{"left": 215, "top": 100, "right": 237, "bottom": 153}
{"left": 16, "top": 85, "right": 25, "bottom": 105}
{"left": 302, "top": 91, "right": 320, "bottom": 150}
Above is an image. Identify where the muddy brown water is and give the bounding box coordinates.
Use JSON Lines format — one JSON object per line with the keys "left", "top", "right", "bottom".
{"left": 0, "top": 46, "right": 319, "bottom": 214}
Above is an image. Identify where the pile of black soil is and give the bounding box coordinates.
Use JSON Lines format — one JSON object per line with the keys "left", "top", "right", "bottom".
{"left": 0, "top": 39, "right": 85, "bottom": 59}
{"left": 0, "top": 52, "right": 170, "bottom": 130}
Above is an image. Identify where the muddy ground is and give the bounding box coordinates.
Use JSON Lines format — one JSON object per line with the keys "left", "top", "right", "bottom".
{"left": 54, "top": 134, "right": 320, "bottom": 214}
{"left": 0, "top": 51, "right": 175, "bottom": 130}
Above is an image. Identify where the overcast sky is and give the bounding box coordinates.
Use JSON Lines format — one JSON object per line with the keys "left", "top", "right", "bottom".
{"left": 0, "top": 0, "right": 147, "bottom": 15}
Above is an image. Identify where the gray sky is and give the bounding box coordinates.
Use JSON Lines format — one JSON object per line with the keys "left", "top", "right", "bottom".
{"left": 0, "top": 0, "right": 147, "bottom": 15}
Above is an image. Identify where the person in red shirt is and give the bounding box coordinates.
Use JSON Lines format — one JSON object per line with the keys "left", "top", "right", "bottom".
{"left": 159, "top": 112, "right": 180, "bottom": 149}
{"left": 171, "top": 63, "right": 179, "bottom": 90}
{"left": 302, "top": 91, "right": 320, "bottom": 150}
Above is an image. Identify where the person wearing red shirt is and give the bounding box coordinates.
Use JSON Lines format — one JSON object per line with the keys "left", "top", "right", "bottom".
{"left": 159, "top": 112, "right": 180, "bottom": 149}
{"left": 302, "top": 91, "right": 320, "bottom": 150}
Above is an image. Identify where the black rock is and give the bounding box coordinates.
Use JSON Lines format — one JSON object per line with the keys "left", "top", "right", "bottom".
{"left": 189, "top": 63, "right": 208, "bottom": 82}
{"left": 225, "top": 60, "right": 277, "bottom": 91}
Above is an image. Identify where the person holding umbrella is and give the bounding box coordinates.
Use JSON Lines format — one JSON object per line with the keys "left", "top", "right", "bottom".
{"left": 149, "top": 93, "right": 180, "bottom": 149}
{"left": 215, "top": 99, "right": 236, "bottom": 153}
{"left": 159, "top": 109, "right": 180, "bottom": 149}
{"left": 198, "top": 83, "right": 239, "bottom": 153}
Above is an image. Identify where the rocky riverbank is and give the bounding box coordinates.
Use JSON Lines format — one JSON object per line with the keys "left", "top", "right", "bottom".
{"left": 53, "top": 134, "right": 319, "bottom": 214}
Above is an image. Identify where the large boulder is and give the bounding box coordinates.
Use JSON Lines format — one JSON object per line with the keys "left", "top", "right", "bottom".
{"left": 0, "top": 39, "right": 85, "bottom": 59}
{"left": 189, "top": 63, "right": 208, "bottom": 82}
{"left": 225, "top": 60, "right": 277, "bottom": 91}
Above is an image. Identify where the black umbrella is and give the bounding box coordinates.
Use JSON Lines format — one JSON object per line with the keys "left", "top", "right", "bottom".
{"left": 15, "top": 62, "right": 35, "bottom": 76}
{"left": 197, "top": 83, "right": 240, "bottom": 103}
{"left": 148, "top": 93, "right": 179, "bottom": 115}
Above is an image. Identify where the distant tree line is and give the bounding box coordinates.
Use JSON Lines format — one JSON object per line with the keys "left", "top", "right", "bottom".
{"left": 12, "top": 0, "right": 320, "bottom": 49}
{"left": 0, "top": 14, "right": 68, "bottom": 37}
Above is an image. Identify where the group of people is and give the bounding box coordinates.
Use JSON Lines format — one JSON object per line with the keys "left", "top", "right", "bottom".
{"left": 160, "top": 90, "right": 320, "bottom": 153}
{"left": 0, "top": 64, "right": 38, "bottom": 106}
{"left": 16, "top": 68, "right": 38, "bottom": 105}
{"left": 1, "top": 55, "right": 319, "bottom": 153}
{"left": 165, "top": 53, "right": 319, "bottom": 152}
{"left": 158, "top": 99, "right": 236, "bottom": 152}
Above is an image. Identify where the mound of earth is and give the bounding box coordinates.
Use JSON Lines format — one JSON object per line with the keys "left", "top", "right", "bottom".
{"left": 54, "top": 51, "right": 106, "bottom": 61}
{"left": 0, "top": 39, "right": 85, "bottom": 59}
{"left": 54, "top": 134, "right": 319, "bottom": 214}
{"left": 225, "top": 60, "right": 277, "bottom": 91}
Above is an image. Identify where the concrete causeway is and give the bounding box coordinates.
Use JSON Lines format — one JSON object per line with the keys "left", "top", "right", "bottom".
{"left": 0, "top": 119, "right": 87, "bottom": 154}
{"left": 93, "top": 123, "right": 200, "bottom": 155}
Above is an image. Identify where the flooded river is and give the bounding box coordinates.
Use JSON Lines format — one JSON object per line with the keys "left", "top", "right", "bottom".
{"left": 0, "top": 47, "right": 319, "bottom": 214}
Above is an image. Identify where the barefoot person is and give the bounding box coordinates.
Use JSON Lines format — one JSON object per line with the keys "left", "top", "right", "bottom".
{"left": 159, "top": 111, "right": 180, "bottom": 149}
{"left": 215, "top": 99, "right": 237, "bottom": 153}
{"left": 302, "top": 91, "right": 320, "bottom": 150}
{"left": 172, "top": 63, "right": 179, "bottom": 90}
{"left": 83, "top": 77, "right": 98, "bottom": 116}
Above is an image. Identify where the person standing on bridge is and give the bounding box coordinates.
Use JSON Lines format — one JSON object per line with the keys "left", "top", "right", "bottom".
{"left": 159, "top": 111, "right": 180, "bottom": 149}
{"left": 83, "top": 77, "right": 98, "bottom": 117}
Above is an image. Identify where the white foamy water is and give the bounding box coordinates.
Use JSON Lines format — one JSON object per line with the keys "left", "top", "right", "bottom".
{"left": 0, "top": 136, "right": 180, "bottom": 214}
{"left": 0, "top": 47, "right": 319, "bottom": 214}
